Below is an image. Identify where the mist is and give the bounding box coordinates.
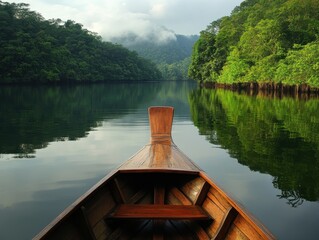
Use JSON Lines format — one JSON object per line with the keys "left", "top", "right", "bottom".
{"left": 16, "top": 0, "right": 243, "bottom": 42}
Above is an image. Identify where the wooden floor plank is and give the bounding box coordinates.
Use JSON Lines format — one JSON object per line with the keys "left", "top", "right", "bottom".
{"left": 153, "top": 220, "right": 164, "bottom": 240}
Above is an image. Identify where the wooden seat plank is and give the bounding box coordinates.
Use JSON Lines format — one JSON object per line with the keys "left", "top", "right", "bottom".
{"left": 107, "top": 204, "right": 210, "bottom": 220}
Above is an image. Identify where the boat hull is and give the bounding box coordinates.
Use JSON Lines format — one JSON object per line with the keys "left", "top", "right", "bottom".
{"left": 34, "top": 170, "right": 274, "bottom": 239}
{"left": 34, "top": 106, "right": 274, "bottom": 239}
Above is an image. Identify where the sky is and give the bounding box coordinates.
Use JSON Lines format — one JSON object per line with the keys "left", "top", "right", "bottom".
{"left": 10, "top": 0, "right": 244, "bottom": 42}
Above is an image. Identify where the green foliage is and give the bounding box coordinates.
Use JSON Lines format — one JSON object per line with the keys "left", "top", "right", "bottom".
{"left": 118, "top": 34, "right": 198, "bottom": 81}
{"left": 245, "top": 54, "right": 279, "bottom": 83}
{"left": 218, "top": 47, "right": 249, "bottom": 84}
{"left": 276, "top": 41, "right": 319, "bottom": 86}
{"left": 121, "top": 35, "right": 198, "bottom": 64}
{"left": 158, "top": 57, "right": 192, "bottom": 81}
{"left": 188, "top": 28, "right": 216, "bottom": 82}
{"left": 280, "top": 0, "right": 319, "bottom": 45}
{"left": 238, "top": 19, "right": 284, "bottom": 64}
{"left": 189, "top": 0, "right": 319, "bottom": 88}
{"left": 0, "top": 2, "right": 162, "bottom": 84}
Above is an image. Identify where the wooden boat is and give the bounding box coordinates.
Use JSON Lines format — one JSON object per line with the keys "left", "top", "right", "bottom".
{"left": 34, "top": 106, "right": 275, "bottom": 240}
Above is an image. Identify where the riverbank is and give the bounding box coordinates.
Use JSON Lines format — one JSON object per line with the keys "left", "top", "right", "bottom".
{"left": 201, "top": 81, "right": 319, "bottom": 99}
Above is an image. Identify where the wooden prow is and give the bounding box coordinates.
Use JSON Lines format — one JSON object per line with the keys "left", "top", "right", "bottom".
{"left": 148, "top": 106, "right": 174, "bottom": 144}
{"left": 119, "top": 106, "right": 200, "bottom": 173}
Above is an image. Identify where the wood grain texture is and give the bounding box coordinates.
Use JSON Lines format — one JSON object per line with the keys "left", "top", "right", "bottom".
{"left": 108, "top": 204, "right": 210, "bottom": 220}
{"left": 149, "top": 106, "right": 174, "bottom": 137}
{"left": 154, "top": 185, "right": 165, "bottom": 205}
{"left": 214, "top": 207, "right": 238, "bottom": 240}
{"left": 200, "top": 172, "right": 275, "bottom": 239}
{"left": 119, "top": 144, "right": 201, "bottom": 173}
{"left": 180, "top": 176, "right": 206, "bottom": 204}
{"left": 118, "top": 107, "right": 202, "bottom": 174}
{"left": 34, "top": 107, "right": 275, "bottom": 240}
{"left": 167, "top": 187, "right": 192, "bottom": 205}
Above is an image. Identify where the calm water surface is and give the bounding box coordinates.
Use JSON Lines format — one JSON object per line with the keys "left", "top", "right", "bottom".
{"left": 1, "top": 81, "right": 319, "bottom": 239}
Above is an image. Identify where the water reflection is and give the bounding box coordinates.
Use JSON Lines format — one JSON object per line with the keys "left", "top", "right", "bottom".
{"left": 0, "top": 81, "right": 196, "bottom": 239}
{"left": 0, "top": 173, "right": 106, "bottom": 240}
{"left": 189, "top": 88, "right": 319, "bottom": 206}
{"left": 0, "top": 82, "right": 196, "bottom": 156}
{"left": 1, "top": 82, "right": 319, "bottom": 239}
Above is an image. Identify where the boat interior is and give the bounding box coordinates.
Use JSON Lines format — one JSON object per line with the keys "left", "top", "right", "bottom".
{"left": 42, "top": 171, "right": 267, "bottom": 240}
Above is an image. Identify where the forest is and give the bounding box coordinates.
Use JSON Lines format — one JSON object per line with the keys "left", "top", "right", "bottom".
{"left": 189, "top": 0, "right": 319, "bottom": 91}
{"left": 0, "top": 1, "right": 162, "bottom": 84}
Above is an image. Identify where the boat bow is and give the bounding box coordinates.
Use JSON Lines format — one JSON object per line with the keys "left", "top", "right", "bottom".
{"left": 118, "top": 106, "right": 201, "bottom": 174}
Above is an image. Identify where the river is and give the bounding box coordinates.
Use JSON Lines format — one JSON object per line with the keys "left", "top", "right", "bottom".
{"left": 0, "top": 81, "right": 319, "bottom": 239}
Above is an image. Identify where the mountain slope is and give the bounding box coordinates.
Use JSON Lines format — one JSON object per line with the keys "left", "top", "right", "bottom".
{"left": 115, "top": 34, "right": 199, "bottom": 80}
{"left": 0, "top": 2, "right": 162, "bottom": 83}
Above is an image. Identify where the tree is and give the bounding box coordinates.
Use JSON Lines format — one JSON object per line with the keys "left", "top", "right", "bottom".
{"left": 188, "top": 28, "right": 216, "bottom": 82}
{"left": 238, "top": 19, "right": 284, "bottom": 64}
{"left": 188, "top": 0, "right": 319, "bottom": 90}
{"left": 276, "top": 42, "right": 319, "bottom": 87}
{"left": 218, "top": 47, "right": 249, "bottom": 84}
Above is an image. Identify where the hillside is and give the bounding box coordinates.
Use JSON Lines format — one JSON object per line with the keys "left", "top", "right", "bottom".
{"left": 115, "top": 34, "right": 199, "bottom": 81}
{"left": 0, "top": 2, "right": 162, "bottom": 84}
{"left": 189, "top": 0, "right": 319, "bottom": 91}
{"left": 117, "top": 34, "right": 198, "bottom": 64}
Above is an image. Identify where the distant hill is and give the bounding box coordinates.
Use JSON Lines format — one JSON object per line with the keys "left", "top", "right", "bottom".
{"left": 115, "top": 34, "right": 198, "bottom": 64}
{"left": 114, "top": 34, "right": 199, "bottom": 80}
{"left": 0, "top": 2, "right": 161, "bottom": 84}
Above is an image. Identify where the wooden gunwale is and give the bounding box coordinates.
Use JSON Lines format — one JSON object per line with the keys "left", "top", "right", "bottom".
{"left": 34, "top": 146, "right": 200, "bottom": 238}
{"left": 33, "top": 169, "right": 119, "bottom": 239}
{"left": 199, "top": 171, "right": 275, "bottom": 239}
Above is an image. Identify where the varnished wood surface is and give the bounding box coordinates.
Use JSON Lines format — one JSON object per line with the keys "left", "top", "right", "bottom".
{"left": 149, "top": 106, "right": 173, "bottom": 138}
{"left": 107, "top": 204, "right": 210, "bottom": 220}
{"left": 118, "top": 106, "right": 202, "bottom": 173}
{"left": 34, "top": 107, "right": 275, "bottom": 240}
{"left": 118, "top": 144, "right": 201, "bottom": 173}
{"left": 199, "top": 171, "right": 275, "bottom": 240}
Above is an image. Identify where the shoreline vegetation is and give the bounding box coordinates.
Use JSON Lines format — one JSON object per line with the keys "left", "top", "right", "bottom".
{"left": 201, "top": 81, "right": 319, "bottom": 98}
{"left": 2, "top": 0, "right": 319, "bottom": 98}
{"left": 189, "top": 0, "right": 319, "bottom": 94}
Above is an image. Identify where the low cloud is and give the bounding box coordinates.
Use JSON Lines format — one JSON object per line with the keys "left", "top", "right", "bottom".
{"left": 19, "top": 0, "right": 243, "bottom": 42}
{"left": 86, "top": 3, "right": 177, "bottom": 43}
{"left": 25, "top": 0, "right": 177, "bottom": 43}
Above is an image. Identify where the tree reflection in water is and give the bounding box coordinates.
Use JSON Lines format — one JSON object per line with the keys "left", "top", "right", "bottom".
{"left": 189, "top": 88, "right": 319, "bottom": 206}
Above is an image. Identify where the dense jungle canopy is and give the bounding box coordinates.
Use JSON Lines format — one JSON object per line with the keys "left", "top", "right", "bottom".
{"left": 189, "top": 0, "right": 319, "bottom": 90}
{"left": 0, "top": 1, "right": 162, "bottom": 84}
